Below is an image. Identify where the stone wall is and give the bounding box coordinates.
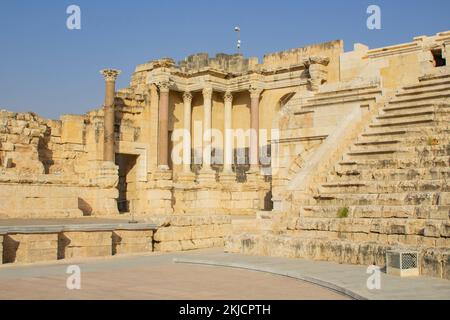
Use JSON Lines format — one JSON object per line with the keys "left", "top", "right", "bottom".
{"left": 151, "top": 215, "right": 231, "bottom": 252}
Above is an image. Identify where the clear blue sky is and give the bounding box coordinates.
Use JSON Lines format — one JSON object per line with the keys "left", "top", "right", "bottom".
{"left": 0, "top": 0, "right": 449, "bottom": 119}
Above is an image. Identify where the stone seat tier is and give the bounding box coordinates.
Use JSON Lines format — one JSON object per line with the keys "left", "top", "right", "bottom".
{"left": 225, "top": 233, "right": 450, "bottom": 280}
{"left": 336, "top": 155, "right": 449, "bottom": 170}
{"left": 300, "top": 205, "right": 449, "bottom": 220}
{"left": 318, "top": 179, "right": 449, "bottom": 194}
{"left": 329, "top": 167, "right": 450, "bottom": 182}
{"left": 311, "top": 191, "right": 449, "bottom": 206}
{"left": 291, "top": 217, "right": 449, "bottom": 237}
{"left": 396, "top": 82, "right": 450, "bottom": 98}
{"left": 388, "top": 90, "right": 450, "bottom": 105}
{"left": 403, "top": 74, "right": 450, "bottom": 90}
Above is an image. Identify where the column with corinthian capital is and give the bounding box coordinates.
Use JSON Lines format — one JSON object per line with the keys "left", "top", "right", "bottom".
{"left": 157, "top": 81, "right": 170, "bottom": 170}
{"left": 223, "top": 91, "right": 233, "bottom": 174}
{"left": 100, "top": 69, "right": 121, "bottom": 163}
{"left": 182, "top": 91, "right": 193, "bottom": 174}
{"left": 249, "top": 86, "right": 262, "bottom": 171}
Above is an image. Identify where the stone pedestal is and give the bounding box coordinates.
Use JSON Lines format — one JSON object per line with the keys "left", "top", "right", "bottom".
{"left": 197, "top": 169, "right": 217, "bottom": 184}
{"left": 220, "top": 171, "right": 236, "bottom": 183}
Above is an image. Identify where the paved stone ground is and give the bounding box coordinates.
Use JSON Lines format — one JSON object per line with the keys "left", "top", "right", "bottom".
{"left": 0, "top": 251, "right": 348, "bottom": 300}
{"left": 174, "top": 249, "right": 450, "bottom": 300}
{"left": 0, "top": 249, "right": 448, "bottom": 300}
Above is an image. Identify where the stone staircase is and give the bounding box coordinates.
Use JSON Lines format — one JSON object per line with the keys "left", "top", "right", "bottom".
{"left": 227, "top": 72, "right": 450, "bottom": 279}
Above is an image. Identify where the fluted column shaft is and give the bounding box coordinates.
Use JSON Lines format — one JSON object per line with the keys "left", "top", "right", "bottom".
{"left": 182, "top": 92, "right": 193, "bottom": 173}
{"left": 223, "top": 91, "right": 233, "bottom": 173}
{"left": 158, "top": 82, "right": 170, "bottom": 169}
{"left": 100, "top": 69, "right": 121, "bottom": 163}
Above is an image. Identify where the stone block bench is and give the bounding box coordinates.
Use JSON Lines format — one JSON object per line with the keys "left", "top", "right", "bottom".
{"left": 0, "top": 223, "right": 156, "bottom": 264}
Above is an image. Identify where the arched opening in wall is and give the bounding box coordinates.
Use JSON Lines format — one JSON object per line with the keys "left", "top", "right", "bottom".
{"left": 432, "top": 49, "right": 446, "bottom": 67}
{"left": 115, "top": 153, "right": 138, "bottom": 213}
{"left": 278, "top": 92, "right": 296, "bottom": 112}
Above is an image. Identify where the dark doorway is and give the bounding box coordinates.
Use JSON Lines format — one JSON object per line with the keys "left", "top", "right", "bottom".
{"left": 432, "top": 49, "right": 446, "bottom": 67}
{"left": 115, "top": 153, "right": 138, "bottom": 213}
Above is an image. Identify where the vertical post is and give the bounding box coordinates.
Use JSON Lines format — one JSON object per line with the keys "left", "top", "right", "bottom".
{"left": 202, "top": 87, "right": 213, "bottom": 171}
{"left": 223, "top": 91, "right": 233, "bottom": 173}
{"left": 157, "top": 81, "right": 170, "bottom": 170}
{"left": 100, "top": 69, "right": 121, "bottom": 163}
{"left": 182, "top": 91, "right": 193, "bottom": 173}
{"left": 249, "top": 86, "right": 262, "bottom": 170}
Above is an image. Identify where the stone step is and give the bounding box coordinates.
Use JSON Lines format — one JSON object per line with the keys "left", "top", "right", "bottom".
{"left": 370, "top": 114, "right": 445, "bottom": 128}
{"left": 318, "top": 179, "right": 449, "bottom": 194}
{"left": 377, "top": 107, "right": 439, "bottom": 119}
{"left": 362, "top": 124, "right": 450, "bottom": 139}
{"left": 300, "top": 204, "right": 449, "bottom": 220}
{"left": 382, "top": 102, "right": 435, "bottom": 113}
{"left": 396, "top": 82, "right": 450, "bottom": 98}
{"left": 293, "top": 216, "right": 449, "bottom": 235}
{"left": 358, "top": 131, "right": 450, "bottom": 144}
{"left": 330, "top": 167, "right": 450, "bottom": 182}
{"left": 311, "top": 191, "right": 448, "bottom": 206}
{"left": 403, "top": 76, "right": 450, "bottom": 90}
{"left": 389, "top": 90, "right": 450, "bottom": 105}
{"left": 308, "top": 88, "right": 382, "bottom": 102}
{"left": 336, "top": 155, "right": 449, "bottom": 170}
{"left": 343, "top": 149, "right": 412, "bottom": 161}
{"left": 348, "top": 144, "right": 449, "bottom": 156}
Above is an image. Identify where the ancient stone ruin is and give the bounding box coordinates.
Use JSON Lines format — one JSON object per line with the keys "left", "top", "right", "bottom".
{"left": 0, "top": 31, "right": 449, "bottom": 280}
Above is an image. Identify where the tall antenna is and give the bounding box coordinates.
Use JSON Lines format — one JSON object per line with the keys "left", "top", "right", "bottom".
{"left": 234, "top": 26, "right": 241, "bottom": 54}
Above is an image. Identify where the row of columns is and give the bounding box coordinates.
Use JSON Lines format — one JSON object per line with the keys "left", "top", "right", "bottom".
{"left": 99, "top": 70, "right": 262, "bottom": 175}
{"left": 158, "top": 83, "right": 262, "bottom": 173}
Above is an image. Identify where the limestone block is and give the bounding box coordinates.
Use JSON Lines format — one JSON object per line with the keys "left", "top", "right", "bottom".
{"left": 61, "top": 115, "right": 84, "bottom": 144}
{"left": 3, "top": 233, "right": 58, "bottom": 264}
{"left": 112, "top": 230, "right": 153, "bottom": 255}
{"left": 59, "top": 231, "right": 112, "bottom": 259}
{"left": 153, "top": 226, "right": 192, "bottom": 242}
{"left": 154, "top": 237, "right": 224, "bottom": 252}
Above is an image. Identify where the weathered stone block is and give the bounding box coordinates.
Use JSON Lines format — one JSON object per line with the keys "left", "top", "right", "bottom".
{"left": 3, "top": 233, "right": 58, "bottom": 264}
{"left": 59, "top": 231, "right": 112, "bottom": 259}
{"left": 112, "top": 230, "right": 153, "bottom": 255}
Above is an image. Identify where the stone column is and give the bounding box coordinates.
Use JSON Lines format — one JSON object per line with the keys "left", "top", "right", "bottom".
{"left": 157, "top": 81, "right": 170, "bottom": 170}
{"left": 202, "top": 87, "right": 213, "bottom": 171}
{"left": 223, "top": 91, "right": 233, "bottom": 173}
{"left": 249, "top": 87, "right": 262, "bottom": 170}
{"left": 182, "top": 91, "right": 193, "bottom": 173}
{"left": 100, "top": 69, "right": 121, "bottom": 163}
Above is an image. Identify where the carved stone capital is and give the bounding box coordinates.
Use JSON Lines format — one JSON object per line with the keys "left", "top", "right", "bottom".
{"left": 183, "top": 91, "right": 193, "bottom": 104}
{"left": 302, "top": 56, "right": 330, "bottom": 68}
{"left": 249, "top": 86, "right": 263, "bottom": 99}
{"left": 157, "top": 81, "right": 171, "bottom": 93}
{"left": 202, "top": 87, "right": 213, "bottom": 100}
{"left": 100, "top": 69, "right": 121, "bottom": 82}
{"left": 224, "top": 91, "right": 233, "bottom": 103}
